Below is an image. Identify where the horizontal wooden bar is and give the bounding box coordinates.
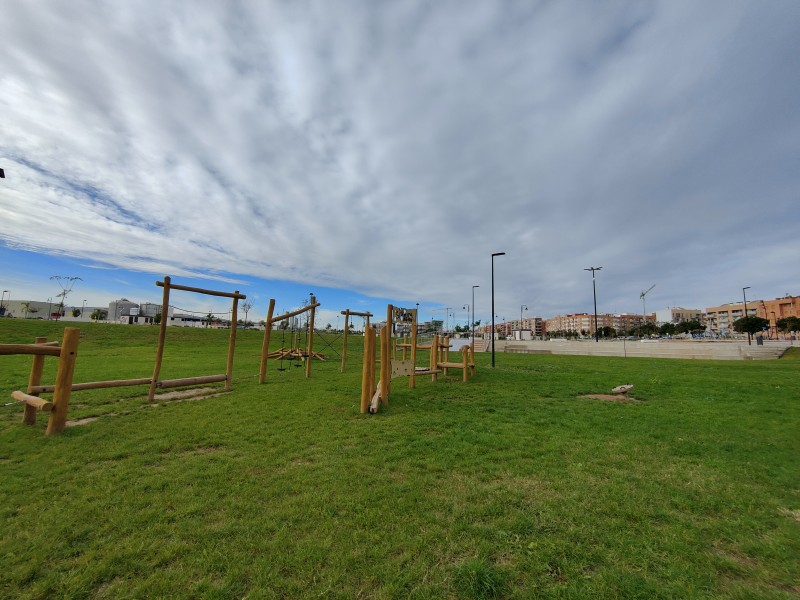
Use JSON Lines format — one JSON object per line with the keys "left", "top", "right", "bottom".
{"left": 156, "top": 280, "right": 246, "bottom": 300}
{"left": 157, "top": 374, "right": 227, "bottom": 389}
{"left": 438, "top": 362, "right": 466, "bottom": 369}
{"left": 269, "top": 303, "right": 321, "bottom": 323}
{"left": 0, "top": 344, "right": 62, "bottom": 357}
{"left": 30, "top": 377, "right": 153, "bottom": 394}
{"left": 340, "top": 310, "right": 372, "bottom": 317}
{"left": 11, "top": 391, "right": 53, "bottom": 411}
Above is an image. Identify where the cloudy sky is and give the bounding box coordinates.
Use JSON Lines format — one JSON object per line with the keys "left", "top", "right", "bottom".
{"left": 1, "top": 0, "right": 798, "bottom": 326}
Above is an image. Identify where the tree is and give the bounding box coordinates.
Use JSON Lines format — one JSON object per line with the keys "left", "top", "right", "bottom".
{"left": 50, "top": 275, "right": 82, "bottom": 316}
{"left": 72, "top": 308, "right": 81, "bottom": 318}
{"left": 91, "top": 309, "right": 107, "bottom": 321}
{"left": 241, "top": 300, "right": 253, "bottom": 326}
{"left": 154, "top": 312, "right": 162, "bottom": 325}
{"left": 659, "top": 323, "right": 677, "bottom": 336}
{"left": 733, "top": 316, "right": 770, "bottom": 337}
{"left": 21, "top": 301, "right": 31, "bottom": 318}
{"left": 205, "top": 313, "right": 214, "bottom": 328}
{"left": 676, "top": 320, "right": 705, "bottom": 335}
{"left": 776, "top": 316, "right": 800, "bottom": 335}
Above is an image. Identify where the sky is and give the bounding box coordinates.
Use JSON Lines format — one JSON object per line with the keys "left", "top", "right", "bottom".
{"left": 1, "top": 0, "right": 799, "bottom": 328}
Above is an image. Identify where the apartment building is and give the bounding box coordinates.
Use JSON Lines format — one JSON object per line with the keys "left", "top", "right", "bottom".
{"left": 704, "top": 295, "right": 797, "bottom": 334}
{"left": 655, "top": 307, "right": 704, "bottom": 325}
{"left": 544, "top": 313, "right": 655, "bottom": 336}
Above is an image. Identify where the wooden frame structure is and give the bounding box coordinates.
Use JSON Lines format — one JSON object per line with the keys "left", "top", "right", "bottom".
{"left": 360, "top": 304, "right": 477, "bottom": 414}
{"left": 4, "top": 278, "right": 248, "bottom": 434}
{"left": 148, "top": 276, "right": 245, "bottom": 401}
{"left": 340, "top": 309, "right": 372, "bottom": 372}
{"left": 259, "top": 296, "right": 320, "bottom": 382}
{"left": 2, "top": 328, "right": 80, "bottom": 435}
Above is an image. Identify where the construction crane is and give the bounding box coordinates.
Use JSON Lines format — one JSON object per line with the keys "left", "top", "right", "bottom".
{"left": 640, "top": 284, "right": 656, "bottom": 332}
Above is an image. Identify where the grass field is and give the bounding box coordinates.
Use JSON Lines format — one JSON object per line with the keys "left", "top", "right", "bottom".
{"left": 1, "top": 319, "right": 798, "bottom": 599}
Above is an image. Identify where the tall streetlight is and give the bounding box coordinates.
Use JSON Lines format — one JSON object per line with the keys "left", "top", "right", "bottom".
{"left": 47, "top": 298, "right": 52, "bottom": 320}
{"left": 520, "top": 305, "right": 528, "bottom": 339}
{"left": 491, "top": 252, "right": 506, "bottom": 367}
{"left": 585, "top": 267, "right": 603, "bottom": 342}
{"left": 742, "top": 286, "right": 751, "bottom": 345}
{"left": 0, "top": 290, "right": 8, "bottom": 317}
{"left": 82, "top": 299, "right": 87, "bottom": 320}
{"left": 471, "top": 285, "right": 479, "bottom": 343}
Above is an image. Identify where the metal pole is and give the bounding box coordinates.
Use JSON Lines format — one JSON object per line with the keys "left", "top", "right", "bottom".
{"left": 0, "top": 290, "right": 7, "bottom": 316}
{"left": 585, "top": 267, "right": 602, "bottom": 342}
{"left": 472, "top": 286, "right": 479, "bottom": 343}
{"left": 491, "top": 252, "right": 505, "bottom": 368}
{"left": 742, "top": 287, "right": 751, "bottom": 345}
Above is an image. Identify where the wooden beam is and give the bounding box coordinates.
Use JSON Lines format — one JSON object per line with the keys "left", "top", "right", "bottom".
{"left": 149, "top": 275, "right": 171, "bottom": 401}
{"left": 259, "top": 299, "right": 275, "bottom": 383}
{"left": 0, "top": 344, "right": 61, "bottom": 357}
{"left": 270, "top": 302, "right": 320, "bottom": 323}
{"left": 12, "top": 391, "right": 53, "bottom": 411}
{"left": 24, "top": 336, "right": 48, "bottom": 425}
{"left": 46, "top": 327, "right": 80, "bottom": 436}
{"left": 157, "top": 374, "right": 227, "bottom": 389}
{"left": 226, "top": 293, "right": 239, "bottom": 390}
{"left": 305, "top": 296, "right": 316, "bottom": 379}
{"left": 30, "top": 377, "right": 152, "bottom": 393}
{"left": 340, "top": 312, "right": 349, "bottom": 373}
{"left": 156, "top": 280, "right": 246, "bottom": 299}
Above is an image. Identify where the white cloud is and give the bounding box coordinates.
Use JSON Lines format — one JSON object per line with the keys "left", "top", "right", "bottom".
{"left": 1, "top": 0, "right": 798, "bottom": 321}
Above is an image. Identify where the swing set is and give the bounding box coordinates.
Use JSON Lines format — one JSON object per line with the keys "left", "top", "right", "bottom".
{"left": 259, "top": 296, "right": 321, "bottom": 382}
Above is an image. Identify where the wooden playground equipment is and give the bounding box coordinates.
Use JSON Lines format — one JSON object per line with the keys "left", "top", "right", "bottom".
{"left": 2, "top": 329, "right": 80, "bottom": 435}
{"left": 3, "top": 276, "right": 248, "bottom": 434}
{"left": 339, "top": 309, "right": 372, "bottom": 372}
{"left": 148, "top": 276, "right": 246, "bottom": 401}
{"left": 259, "top": 296, "right": 321, "bottom": 382}
{"left": 360, "top": 304, "right": 477, "bottom": 414}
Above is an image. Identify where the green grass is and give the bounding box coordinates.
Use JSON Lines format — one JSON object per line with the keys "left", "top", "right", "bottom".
{"left": 1, "top": 319, "right": 798, "bottom": 598}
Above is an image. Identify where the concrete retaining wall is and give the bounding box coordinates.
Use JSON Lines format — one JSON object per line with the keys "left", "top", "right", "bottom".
{"left": 490, "top": 339, "right": 792, "bottom": 360}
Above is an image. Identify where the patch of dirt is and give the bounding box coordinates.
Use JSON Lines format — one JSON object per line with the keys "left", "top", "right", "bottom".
{"left": 580, "top": 394, "right": 641, "bottom": 403}
{"left": 778, "top": 507, "right": 800, "bottom": 523}
{"left": 152, "top": 387, "right": 220, "bottom": 400}
{"left": 65, "top": 413, "right": 117, "bottom": 427}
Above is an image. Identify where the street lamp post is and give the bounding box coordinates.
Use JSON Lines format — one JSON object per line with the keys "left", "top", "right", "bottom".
{"left": 471, "top": 286, "right": 479, "bottom": 343}
{"left": 47, "top": 298, "right": 52, "bottom": 320}
{"left": 491, "top": 252, "right": 506, "bottom": 368}
{"left": 82, "top": 299, "right": 87, "bottom": 320}
{"left": 742, "top": 286, "right": 751, "bottom": 345}
{"left": 519, "top": 305, "right": 528, "bottom": 340}
{"left": 0, "top": 290, "right": 8, "bottom": 317}
{"left": 585, "top": 267, "right": 603, "bottom": 342}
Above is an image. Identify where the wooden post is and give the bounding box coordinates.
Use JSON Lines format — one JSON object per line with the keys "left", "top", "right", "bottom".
{"left": 462, "top": 346, "right": 469, "bottom": 382}
{"left": 367, "top": 327, "right": 376, "bottom": 408}
{"left": 341, "top": 312, "right": 350, "bottom": 373}
{"left": 23, "top": 336, "right": 48, "bottom": 425}
{"left": 409, "top": 310, "right": 418, "bottom": 389}
{"left": 46, "top": 328, "right": 80, "bottom": 435}
{"left": 470, "top": 342, "right": 476, "bottom": 376}
{"left": 384, "top": 305, "right": 393, "bottom": 400}
{"left": 360, "top": 326, "right": 371, "bottom": 413}
{"left": 380, "top": 323, "right": 390, "bottom": 406}
{"left": 148, "top": 276, "right": 171, "bottom": 401}
{"left": 259, "top": 299, "right": 275, "bottom": 383}
{"left": 443, "top": 336, "right": 450, "bottom": 376}
{"left": 305, "top": 295, "right": 316, "bottom": 379}
{"left": 225, "top": 293, "right": 239, "bottom": 390}
{"left": 430, "top": 334, "right": 439, "bottom": 382}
